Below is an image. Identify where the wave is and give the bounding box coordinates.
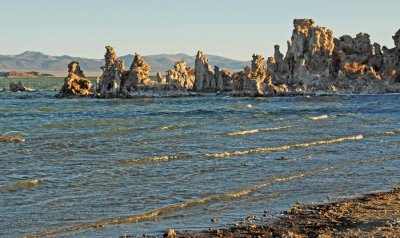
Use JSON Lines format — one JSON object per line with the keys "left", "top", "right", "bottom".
{"left": 121, "top": 154, "right": 193, "bottom": 165}
{"left": 158, "top": 125, "right": 194, "bottom": 131}
{"left": 308, "top": 115, "right": 331, "bottom": 120}
{"left": 224, "top": 125, "right": 291, "bottom": 136}
{"left": 27, "top": 156, "right": 400, "bottom": 238}
{"left": 204, "top": 135, "right": 364, "bottom": 158}
{"left": 121, "top": 129, "right": 399, "bottom": 164}
{"left": 0, "top": 179, "right": 42, "bottom": 192}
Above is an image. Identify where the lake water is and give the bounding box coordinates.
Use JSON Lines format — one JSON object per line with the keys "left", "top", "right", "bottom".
{"left": 1, "top": 78, "right": 400, "bottom": 237}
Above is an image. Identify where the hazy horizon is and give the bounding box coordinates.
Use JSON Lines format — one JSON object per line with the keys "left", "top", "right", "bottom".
{"left": 1, "top": 0, "right": 399, "bottom": 61}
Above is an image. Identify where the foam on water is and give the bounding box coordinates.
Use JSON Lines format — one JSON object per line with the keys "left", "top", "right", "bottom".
{"left": 308, "top": 115, "right": 330, "bottom": 120}
{"left": 158, "top": 125, "right": 194, "bottom": 131}
{"left": 121, "top": 154, "right": 194, "bottom": 164}
{"left": 224, "top": 125, "right": 292, "bottom": 136}
{"left": 0, "top": 179, "right": 43, "bottom": 193}
{"left": 205, "top": 134, "right": 364, "bottom": 158}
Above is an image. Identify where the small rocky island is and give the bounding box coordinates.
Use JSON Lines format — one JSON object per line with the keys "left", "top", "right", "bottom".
{"left": 57, "top": 18, "right": 400, "bottom": 98}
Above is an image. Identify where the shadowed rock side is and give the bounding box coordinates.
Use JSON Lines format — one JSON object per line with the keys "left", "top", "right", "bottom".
{"left": 156, "top": 72, "right": 166, "bottom": 84}
{"left": 194, "top": 51, "right": 216, "bottom": 92}
{"left": 193, "top": 51, "right": 233, "bottom": 93}
{"left": 56, "top": 61, "right": 93, "bottom": 97}
{"left": 96, "top": 46, "right": 128, "bottom": 98}
{"left": 214, "top": 66, "right": 232, "bottom": 92}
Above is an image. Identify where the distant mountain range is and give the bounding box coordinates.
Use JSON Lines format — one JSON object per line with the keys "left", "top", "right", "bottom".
{"left": 0, "top": 51, "right": 249, "bottom": 76}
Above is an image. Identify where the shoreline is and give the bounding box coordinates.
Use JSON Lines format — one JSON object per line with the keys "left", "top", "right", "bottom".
{"left": 156, "top": 188, "right": 400, "bottom": 238}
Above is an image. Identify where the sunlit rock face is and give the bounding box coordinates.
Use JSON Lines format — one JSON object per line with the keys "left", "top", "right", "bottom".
{"left": 122, "top": 53, "right": 155, "bottom": 95}
{"left": 128, "top": 54, "right": 154, "bottom": 85}
{"left": 57, "top": 61, "right": 93, "bottom": 98}
{"left": 165, "top": 61, "right": 195, "bottom": 90}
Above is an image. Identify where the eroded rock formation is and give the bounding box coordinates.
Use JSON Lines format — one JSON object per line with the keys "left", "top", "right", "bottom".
{"left": 165, "top": 61, "right": 195, "bottom": 89}
{"left": 214, "top": 66, "right": 232, "bottom": 92}
{"left": 57, "top": 61, "right": 93, "bottom": 97}
{"left": 156, "top": 72, "right": 166, "bottom": 84}
{"left": 232, "top": 54, "right": 267, "bottom": 96}
{"left": 381, "top": 29, "right": 400, "bottom": 83}
{"left": 265, "top": 18, "right": 400, "bottom": 94}
{"left": 281, "top": 18, "right": 334, "bottom": 87}
{"left": 96, "top": 46, "right": 127, "bottom": 97}
{"left": 124, "top": 53, "right": 154, "bottom": 91}
{"left": 194, "top": 51, "right": 216, "bottom": 92}
{"left": 56, "top": 20, "right": 400, "bottom": 99}
{"left": 96, "top": 47, "right": 156, "bottom": 97}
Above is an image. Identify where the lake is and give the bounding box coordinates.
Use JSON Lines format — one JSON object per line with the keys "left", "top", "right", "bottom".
{"left": 1, "top": 78, "right": 399, "bottom": 237}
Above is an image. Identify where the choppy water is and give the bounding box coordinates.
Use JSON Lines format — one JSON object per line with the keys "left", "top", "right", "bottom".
{"left": 1, "top": 78, "right": 400, "bottom": 237}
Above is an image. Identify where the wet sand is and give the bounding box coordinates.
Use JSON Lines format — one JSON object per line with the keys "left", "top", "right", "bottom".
{"left": 162, "top": 188, "right": 400, "bottom": 238}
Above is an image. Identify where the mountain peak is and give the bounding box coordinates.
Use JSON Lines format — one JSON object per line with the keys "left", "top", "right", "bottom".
{"left": 16, "top": 51, "right": 47, "bottom": 57}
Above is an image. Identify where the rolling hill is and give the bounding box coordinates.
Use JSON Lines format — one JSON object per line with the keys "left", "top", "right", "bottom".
{"left": 0, "top": 51, "right": 249, "bottom": 77}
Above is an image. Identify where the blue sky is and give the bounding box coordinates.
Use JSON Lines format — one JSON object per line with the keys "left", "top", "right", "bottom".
{"left": 0, "top": 0, "right": 399, "bottom": 60}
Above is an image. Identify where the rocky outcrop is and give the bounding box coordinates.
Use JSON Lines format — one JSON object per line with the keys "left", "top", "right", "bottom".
{"left": 194, "top": 51, "right": 216, "bottom": 91}
{"left": 96, "top": 46, "right": 127, "bottom": 97}
{"left": 230, "top": 18, "right": 400, "bottom": 96}
{"left": 55, "top": 20, "right": 400, "bottom": 99}
{"left": 380, "top": 30, "right": 400, "bottom": 83}
{"left": 282, "top": 18, "right": 334, "bottom": 86}
{"left": 330, "top": 27, "right": 399, "bottom": 93}
{"left": 165, "top": 61, "right": 195, "bottom": 89}
{"left": 124, "top": 53, "right": 154, "bottom": 90}
{"left": 266, "top": 19, "right": 400, "bottom": 95}
{"left": 57, "top": 61, "right": 93, "bottom": 97}
{"left": 214, "top": 66, "right": 232, "bottom": 92}
{"left": 9, "top": 81, "right": 36, "bottom": 92}
{"left": 156, "top": 72, "right": 166, "bottom": 84}
{"left": 232, "top": 54, "right": 267, "bottom": 96}
{"left": 97, "top": 47, "right": 155, "bottom": 97}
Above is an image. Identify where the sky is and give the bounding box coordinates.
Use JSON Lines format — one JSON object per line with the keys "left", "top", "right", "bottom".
{"left": 0, "top": 0, "right": 399, "bottom": 60}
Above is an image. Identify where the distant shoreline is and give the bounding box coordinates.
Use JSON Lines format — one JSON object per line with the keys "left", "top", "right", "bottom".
{"left": 0, "top": 71, "right": 55, "bottom": 78}
{"left": 0, "top": 71, "right": 103, "bottom": 78}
